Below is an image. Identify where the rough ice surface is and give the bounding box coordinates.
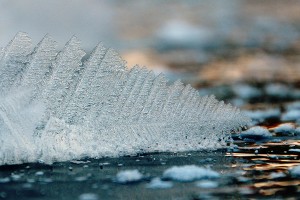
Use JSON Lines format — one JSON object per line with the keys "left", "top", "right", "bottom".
{"left": 115, "top": 169, "right": 143, "bottom": 183}
{"left": 0, "top": 32, "right": 250, "bottom": 166}
{"left": 162, "top": 165, "right": 220, "bottom": 182}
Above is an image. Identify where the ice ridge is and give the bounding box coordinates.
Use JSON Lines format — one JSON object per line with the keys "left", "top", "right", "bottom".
{"left": 0, "top": 32, "right": 250, "bottom": 165}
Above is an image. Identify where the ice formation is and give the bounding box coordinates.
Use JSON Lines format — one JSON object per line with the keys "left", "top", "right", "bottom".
{"left": 0, "top": 32, "right": 250, "bottom": 165}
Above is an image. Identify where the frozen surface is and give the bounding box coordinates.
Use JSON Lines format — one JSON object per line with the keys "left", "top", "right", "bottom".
{"left": 162, "top": 165, "right": 220, "bottom": 182}
{"left": 0, "top": 33, "right": 250, "bottom": 166}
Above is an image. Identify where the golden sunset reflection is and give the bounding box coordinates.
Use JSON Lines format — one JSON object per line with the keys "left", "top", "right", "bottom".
{"left": 228, "top": 137, "right": 300, "bottom": 196}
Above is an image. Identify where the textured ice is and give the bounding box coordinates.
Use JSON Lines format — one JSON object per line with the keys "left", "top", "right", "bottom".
{"left": 0, "top": 32, "right": 250, "bottom": 165}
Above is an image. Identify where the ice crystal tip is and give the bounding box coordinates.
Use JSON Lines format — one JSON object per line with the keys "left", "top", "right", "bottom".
{"left": 0, "top": 32, "right": 251, "bottom": 165}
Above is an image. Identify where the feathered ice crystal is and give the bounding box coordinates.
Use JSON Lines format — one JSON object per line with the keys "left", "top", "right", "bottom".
{"left": 0, "top": 32, "right": 250, "bottom": 165}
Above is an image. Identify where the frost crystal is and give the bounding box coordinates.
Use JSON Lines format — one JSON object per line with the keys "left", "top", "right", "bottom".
{"left": 0, "top": 32, "right": 250, "bottom": 165}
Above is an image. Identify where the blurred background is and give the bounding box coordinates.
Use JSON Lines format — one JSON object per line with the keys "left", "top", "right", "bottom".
{"left": 1, "top": 0, "right": 300, "bottom": 107}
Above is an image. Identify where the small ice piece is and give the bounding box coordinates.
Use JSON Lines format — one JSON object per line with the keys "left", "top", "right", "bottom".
{"left": 285, "top": 101, "right": 300, "bottom": 111}
{"left": 157, "top": 20, "right": 212, "bottom": 48}
{"left": 195, "top": 180, "right": 218, "bottom": 188}
{"left": 11, "top": 174, "right": 22, "bottom": 181}
{"left": 146, "top": 177, "right": 173, "bottom": 189}
{"left": 244, "top": 109, "right": 280, "bottom": 124}
{"left": 232, "top": 84, "right": 262, "bottom": 99}
{"left": 115, "top": 169, "right": 143, "bottom": 184}
{"left": 35, "top": 171, "right": 44, "bottom": 176}
{"left": 22, "top": 183, "right": 33, "bottom": 189}
{"left": 75, "top": 176, "right": 88, "bottom": 182}
{"left": 270, "top": 172, "right": 285, "bottom": 179}
{"left": 162, "top": 165, "right": 219, "bottom": 182}
{"left": 289, "top": 149, "right": 300, "bottom": 153}
{"left": 239, "top": 126, "right": 272, "bottom": 140}
{"left": 0, "top": 177, "right": 10, "bottom": 183}
{"left": 290, "top": 165, "right": 300, "bottom": 177}
{"left": 274, "top": 123, "right": 296, "bottom": 136}
{"left": 78, "top": 193, "right": 99, "bottom": 200}
{"left": 264, "top": 83, "right": 291, "bottom": 98}
{"left": 295, "top": 127, "right": 300, "bottom": 136}
{"left": 281, "top": 110, "right": 300, "bottom": 122}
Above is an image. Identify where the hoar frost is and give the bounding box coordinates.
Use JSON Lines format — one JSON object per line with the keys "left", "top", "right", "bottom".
{"left": 0, "top": 32, "right": 250, "bottom": 165}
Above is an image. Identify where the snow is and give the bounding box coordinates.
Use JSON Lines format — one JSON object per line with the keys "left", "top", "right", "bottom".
{"left": 281, "top": 110, "right": 300, "bottom": 121}
{"left": 115, "top": 170, "right": 143, "bottom": 184}
{"left": 146, "top": 178, "right": 173, "bottom": 189}
{"left": 239, "top": 126, "right": 272, "bottom": 140}
{"left": 290, "top": 165, "right": 300, "bottom": 177}
{"left": 162, "top": 165, "right": 220, "bottom": 182}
